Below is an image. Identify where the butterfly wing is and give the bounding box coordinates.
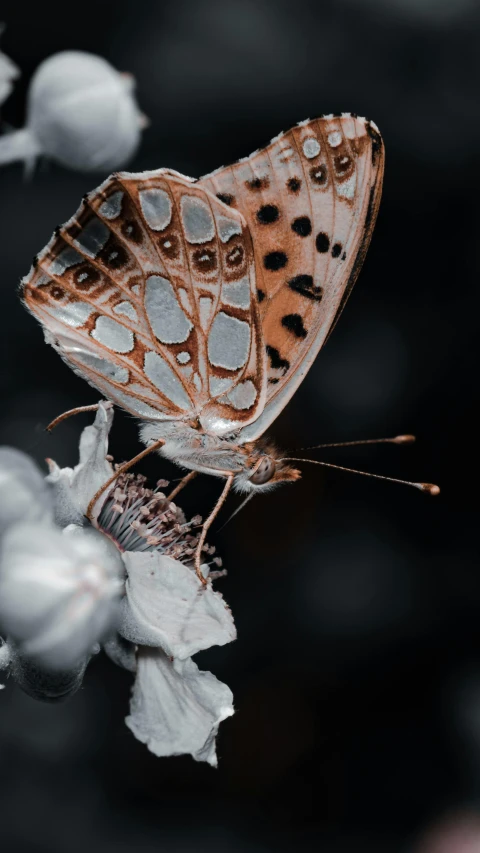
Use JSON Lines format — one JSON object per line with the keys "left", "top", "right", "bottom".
{"left": 199, "top": 113, "right": 384, "bottom": 441}
{"left": 21, "top": 170, "right": 266, "bottom": 435}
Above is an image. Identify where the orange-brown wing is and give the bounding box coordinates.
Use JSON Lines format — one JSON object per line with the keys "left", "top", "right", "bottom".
{"left": 21, "top": 170, "right": 266, "bottom": 435}
{"left": 199, "top": 113, "right": 384, "bottom": 440}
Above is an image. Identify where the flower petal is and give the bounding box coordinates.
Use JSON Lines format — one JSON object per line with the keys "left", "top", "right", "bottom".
{"left": 126, "top": 648, "right": 234, "bottom": 766}
{"left": 46, "top": 401, "right": 114, "bottom": 525}
{"left": 0, "top": 522, "right": 124, "bottom": 669}
{"left": 119, "top": 552, "right": 236, "bottom": 658}
{"left": 0, "top": 447, "right": 53, "bottom": 536}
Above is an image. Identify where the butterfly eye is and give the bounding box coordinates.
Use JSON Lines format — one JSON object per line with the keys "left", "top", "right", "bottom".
{"left": 249, "top": 456, "right": 276, "bottom": 486}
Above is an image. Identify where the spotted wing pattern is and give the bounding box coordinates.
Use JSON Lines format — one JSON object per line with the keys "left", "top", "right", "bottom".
{"left": 22, "top": 170, "right": 266, "bottom": 435}
{"left": 199, "top": 113, "right": 384, "bottom": 440}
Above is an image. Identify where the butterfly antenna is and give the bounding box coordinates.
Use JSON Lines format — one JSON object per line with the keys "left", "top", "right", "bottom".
{"left": 280, "top": 457, "right": 440, "bottom": 495}
{"left": 298, "top": 434, "right": 416, "bottom": 451}
{"left": 217, "top": 493, "right": 255, "bottom": 532}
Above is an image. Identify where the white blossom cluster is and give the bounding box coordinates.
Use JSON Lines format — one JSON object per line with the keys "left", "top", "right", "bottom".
{"left": 0, "top": 26, "right": 146, "bottom": 173}
{"left": 0, "top": 402, "right": 235, "bottom": 766}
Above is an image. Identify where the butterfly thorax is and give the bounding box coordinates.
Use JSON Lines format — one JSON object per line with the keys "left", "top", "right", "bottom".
{"left": 140, "top": 420, "right": 300, "bottom": 493}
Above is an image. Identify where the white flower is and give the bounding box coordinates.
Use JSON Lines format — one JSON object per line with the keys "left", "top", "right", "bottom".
{"left": 45, "top": 400, "right": 115, "bottom": 527}
{"left": 0, "top": 446, "right": 53, "bottom": 536}
{"left": 0, "top": 24, "right": 19, "bottom": 107}
{"left": 0, "top": 402, "right": 236, "bottom": 765}
{"left": 0, "top": 50, "right": 146, "bottom": 173}
{"left": 127, "top": 652, "right": 233, "bottom": 766}
{"left": 0, "top": 523, "right": 123, "bottom": 669}
{"left": 120, "top": 551, "right": 235, "bottom": 767}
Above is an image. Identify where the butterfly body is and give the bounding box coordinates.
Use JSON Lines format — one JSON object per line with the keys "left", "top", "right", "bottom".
{"left": 22, "top": 114, "right": 384, "bottom": 505}
{"left": 140, "top": 419, "right": 300, "bottom": 492}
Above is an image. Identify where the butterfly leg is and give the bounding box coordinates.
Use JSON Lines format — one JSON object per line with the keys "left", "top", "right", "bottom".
{"left": 195, "top": 473, "right": 234, "bottom": 585}
{"left": 166, "top": 470, "right": 198, "bottom": 502}
{"left": 86, "top": 438, "right": 166, "bottom": 521}
{"left": 46, "top": 402, "right": 107, "bottom": 432}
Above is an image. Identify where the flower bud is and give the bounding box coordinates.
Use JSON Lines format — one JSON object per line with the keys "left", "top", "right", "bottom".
{"left": 0, "top": 447, "right": 53, "bottom": 537}
{"left": 0, "top": 50, "right": 146, "bottom": 173}
{"left": 0, "top": 522, "right": 124, "bottom": 669}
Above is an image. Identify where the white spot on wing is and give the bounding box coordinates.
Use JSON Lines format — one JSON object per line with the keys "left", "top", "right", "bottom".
{"left": 181, "top": 195, "right": 215, "bottom": 244}
{"left": 139, "top": 189, "right": 172, "bottom": 231}
{"left": 128, "top": 383, "right": 159, "bottom": 401}
{"left": 144, "top": 351, "right": 192, "bottom": 410}
{"left": 337, "top": 174, "right": 356, "bottom": 200}
{"left": 302, "top": 137, "right": 321, "bottom": 159}
{"left": 210, "top": 376, "right": 234, "bottom": 396}
{"left": 328, "top": 131, "right": 342, "bottom": 148}
{"left": 217, "top": 215, "right": 242, "bottom": 244}
{"left": 74, "top": 350, "right": 129, "bottom": 384}
{"left": 113, "top": 301, "right": 138, "bottom": 322}
{"left": 49, "top": 300, "right": 94, "bottom": 328}
{"left": 227, "top": 380, "right": 257, "bottom": 410}
{"left": 74, "top": 218, "right": 110, "bottom": 258}
{"left": 222, "top": 277, "right": 250, "bottom": 309}
{"left": 145, "top": 275, "right": 192, "bottom": 344}
{"left": 177, "top": 351, "right": 191, "bottom": 364}
{"left": 93, "top": 381, "right": 169, "bottom": 420}
{"left": 91, "top": 316, "right": 134, "bottom": 353}
{"left": 49, "top": 247, "right": 83, "bottom": 275}
{"left": 99, "top": 191, "right": 124, "bottom": 220}
{"left": 208, "top": 312, "right": 251, "bottom": 371}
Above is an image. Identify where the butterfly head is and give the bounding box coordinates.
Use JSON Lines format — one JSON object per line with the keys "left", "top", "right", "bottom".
{"left": 235, "top": 443, "right": 301, "bottom": 494}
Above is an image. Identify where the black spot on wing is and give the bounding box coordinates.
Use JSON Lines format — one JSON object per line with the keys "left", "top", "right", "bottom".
{"left": 291, "top": 216, "right": 312, "bottom": 237}
{"left": 98, "top": 239, "right": 129, "bottom": 270}
{"left": 266, "top": 344, "right": 290, "bottom": 375}
{"left": 287, "top": 177, "right": 301, "bottom": 193}
{"left": 310, "top": 164, "right": 327, "bottom": 186}
{"left": 288, "top": 274, "right": 323, "bottom": 302}
{"left": 121, "top": 219, "right": 142, "bottom": 244}
{"left": 257, "top": 204, "right": 279, "bottom": 224}
{"left": 282, "top": 313, "right": 307, "bottom": 338}
{"left": 247, "top": 176, "right": 269, "bottom": 190}
{"left": 216, "top": 193, "right": 234, "bottom": 206}
{"left": 331, "top": 242, "right": 342, "bottom": 258}
{"left": 257, "top": 288, "right": 266, "bottom": 303}
{"left": 264, "top": 251, "right": 288, "bottom": 271}
{"left": 315, "top": 232, "right": 330, "bottom": 253}
{"left": 193, "top": 247, "right": 217, "bottom": 273}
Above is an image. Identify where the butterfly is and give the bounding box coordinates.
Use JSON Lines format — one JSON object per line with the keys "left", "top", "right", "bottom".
{"left": 21, "top": 113, "right": 385, "bottom": 577}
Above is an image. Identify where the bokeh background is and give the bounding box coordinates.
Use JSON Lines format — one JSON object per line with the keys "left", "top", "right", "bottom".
{"left": 0, "top": 1, "right": 478, "bottom": 851}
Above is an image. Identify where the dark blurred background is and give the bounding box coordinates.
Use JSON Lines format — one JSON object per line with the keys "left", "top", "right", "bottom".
{"left": 0, "top": 1, "right": 478, "bottom": 851}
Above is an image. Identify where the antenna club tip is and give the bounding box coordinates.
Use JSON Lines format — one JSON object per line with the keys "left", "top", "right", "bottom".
{"left": 393, "top": 434, "right": 416, "bottom": 444}
{"left": 420, "top": 483, "right": 440, "bottom": 496}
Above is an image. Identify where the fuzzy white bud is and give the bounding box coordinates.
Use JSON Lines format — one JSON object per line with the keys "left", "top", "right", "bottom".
{"left": 0, "top": 50, "right": 146, "bottom": 173}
